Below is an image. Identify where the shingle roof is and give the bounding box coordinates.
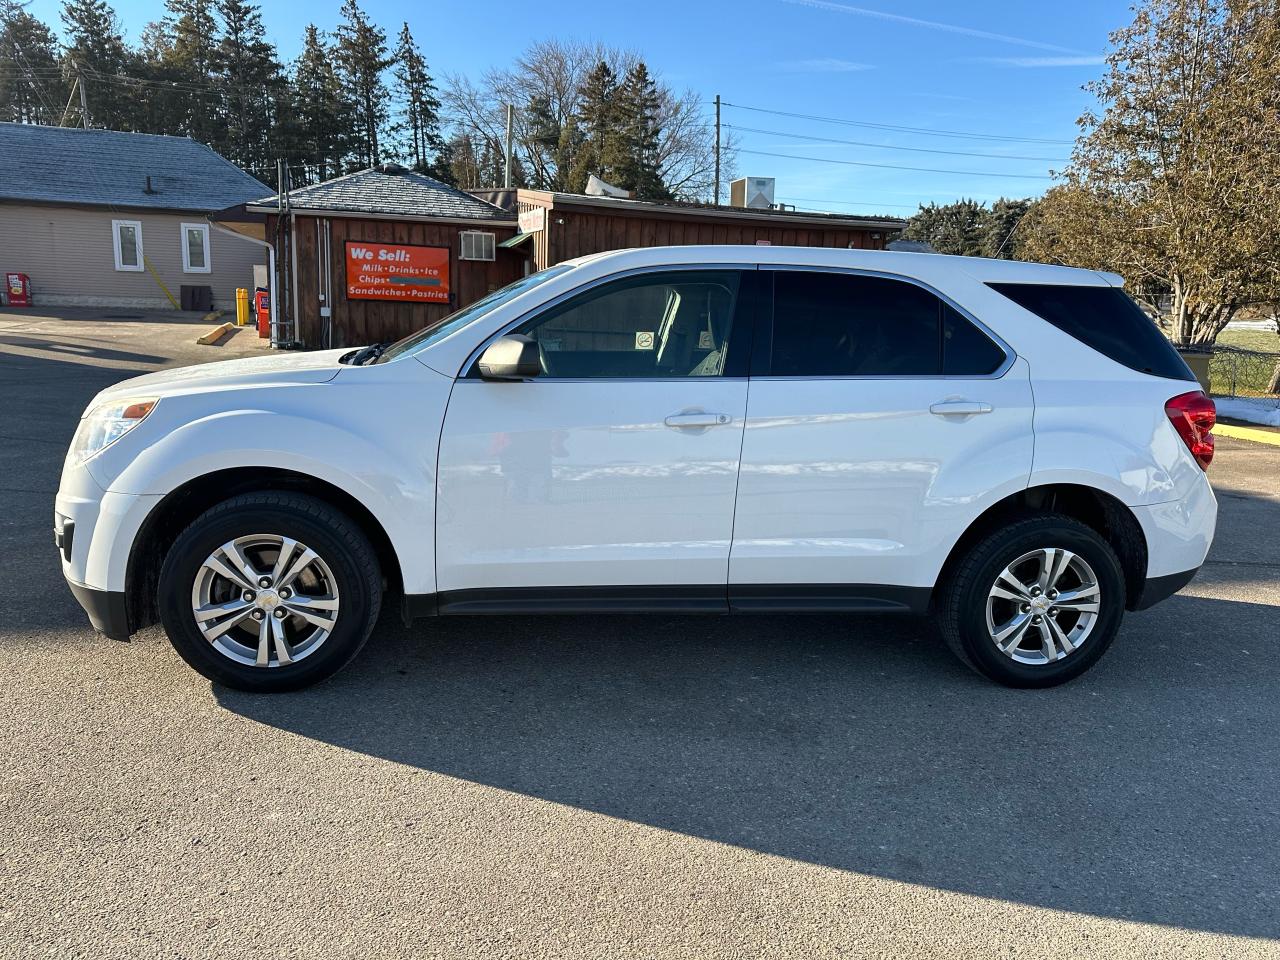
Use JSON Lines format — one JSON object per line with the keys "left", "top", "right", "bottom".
{"left": 0, "top": 123, "right": 271, "bottom": 212}
{"left": 250, "top": 166, "right": 514, "bottom": 222}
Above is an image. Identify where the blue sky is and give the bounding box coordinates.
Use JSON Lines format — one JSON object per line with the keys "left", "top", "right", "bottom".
{"left": 26, "top": 0, "right": 1130, "bottom": 215}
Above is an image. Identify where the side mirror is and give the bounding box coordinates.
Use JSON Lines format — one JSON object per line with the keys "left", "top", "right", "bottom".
{"left": 477, "top": 334, "right": 540, "bottom": 380}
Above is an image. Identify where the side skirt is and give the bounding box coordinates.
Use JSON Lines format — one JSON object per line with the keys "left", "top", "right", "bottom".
{"left": 403, "top": 583, "right": 931, "bottom": 620}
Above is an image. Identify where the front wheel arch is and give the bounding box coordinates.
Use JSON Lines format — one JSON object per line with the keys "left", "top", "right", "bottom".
{"left": 126, "top": 467, "right": 403, "bottom": 634}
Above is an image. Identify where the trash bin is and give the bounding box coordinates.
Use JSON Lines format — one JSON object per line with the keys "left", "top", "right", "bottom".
{"left": 4, "top": 272, "right": 31, "bottom": 307}
{"left": 1176, "top": 345, "right": 1212, "bottom": 393}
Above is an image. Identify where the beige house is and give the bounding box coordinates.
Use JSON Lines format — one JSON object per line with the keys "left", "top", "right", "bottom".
{"left": 0, "top": 123, "right": 270, "bottom": 310}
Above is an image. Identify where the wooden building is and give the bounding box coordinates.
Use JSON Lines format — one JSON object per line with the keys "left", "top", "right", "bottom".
{"left": 240, "top": 164, "right": 521, "bottom": 348}
{"left": 234, "top": 167, "right": 904, "bottom": 349}
{"left": 474, "top": 189, "right": 904, "bottom": 274}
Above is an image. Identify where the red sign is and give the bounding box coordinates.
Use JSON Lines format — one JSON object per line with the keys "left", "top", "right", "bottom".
{"left": 5, "top": 272, "right": 31, "bottom": 307}
{"left": 345, "top": 242, "right": 450, "bottom": 303}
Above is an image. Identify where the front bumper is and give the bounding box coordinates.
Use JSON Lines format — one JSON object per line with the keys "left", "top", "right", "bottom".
{"left": 65, "top": 579, "right": 132, "bottom": 641}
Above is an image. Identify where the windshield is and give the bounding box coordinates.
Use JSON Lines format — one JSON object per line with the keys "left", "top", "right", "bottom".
{"left": 377, "top": 265, "right": 574, "bottom": 363}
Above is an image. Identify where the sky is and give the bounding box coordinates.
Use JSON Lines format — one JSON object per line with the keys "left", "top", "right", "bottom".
{"left": 24, "top": 0, "right": 1131, "bottom": 216}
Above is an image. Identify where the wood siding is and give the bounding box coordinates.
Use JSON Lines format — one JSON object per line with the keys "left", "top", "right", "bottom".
{"left": 0, "top": 202, "right": 264, "bottom": 309}
{"left": 539, "top": 205, "right": 887, "bottom": 271}
{"left": 275, "top": 214, "right": 522, "bottom": 348}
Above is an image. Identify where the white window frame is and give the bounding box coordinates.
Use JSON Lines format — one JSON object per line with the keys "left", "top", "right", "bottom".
{"left": 180, "top": 222, "right": 212, "bottom": 274}
{"left": 459, "top": 231, "right": 496, "bottom": 262}
{"left": 112, "top": 219, "right": 144, "bottom": 272}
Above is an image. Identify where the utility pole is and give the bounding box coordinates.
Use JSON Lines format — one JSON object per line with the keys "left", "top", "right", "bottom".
{"left": 503, "top": 103, "right": 514, "bottom": 189}
{"left": 60, "top": 77, "right": 80, "bottom": 127}
{"left": 74, "top": 61, "right": 90, "bottom": 129}
{"left": 713, "top": 94, "right": 721, "bottom": 206}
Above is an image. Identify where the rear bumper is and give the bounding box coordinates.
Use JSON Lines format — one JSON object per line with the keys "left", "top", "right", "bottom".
{"left": 66, "top": 579, "right": 131, "bottom": 641}
{"left": 1130, "top": 566, "right": 1200, "bottom": 611}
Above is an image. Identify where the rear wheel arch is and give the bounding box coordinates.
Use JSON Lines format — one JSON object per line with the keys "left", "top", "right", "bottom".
{"left": 937, "top": 484, "right": 1148, "bottom": 610}
{"left": 125, "top": 467, "right": 403, "bottom": 632}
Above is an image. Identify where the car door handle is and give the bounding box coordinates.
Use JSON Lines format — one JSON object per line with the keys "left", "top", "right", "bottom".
{"left": 665, "top": 412, "right": 731, "bottom": 428}
{"left": 929, "top": 400, "right": 993, "bottom": 417}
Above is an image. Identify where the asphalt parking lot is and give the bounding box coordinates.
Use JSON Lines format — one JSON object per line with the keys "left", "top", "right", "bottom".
{"left": 1, "top": 308, "right": 1278, "bottom": 959}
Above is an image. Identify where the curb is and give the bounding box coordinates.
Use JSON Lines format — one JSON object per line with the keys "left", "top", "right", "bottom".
{"left": 196, "top": 321, "right": 234, "bottom": 346}
{"left": 1216, "top": 423, "right": 1280, "bottom": 447}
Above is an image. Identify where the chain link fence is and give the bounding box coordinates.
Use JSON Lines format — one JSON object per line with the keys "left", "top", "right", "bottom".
{"left": 1209, "top": 345, "right": 1280, "bottom": 402}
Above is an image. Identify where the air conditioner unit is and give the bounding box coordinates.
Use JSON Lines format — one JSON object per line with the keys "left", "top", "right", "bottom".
{"left": 730, "top": 176, "right": 776, "bottom": 209}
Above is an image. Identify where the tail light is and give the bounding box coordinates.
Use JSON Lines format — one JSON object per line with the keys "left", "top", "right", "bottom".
{"left": 1165, "top": 391, "right": 1216, "bottom": 469}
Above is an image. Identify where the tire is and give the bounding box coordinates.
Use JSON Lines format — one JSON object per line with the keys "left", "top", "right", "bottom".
{"left": 937, "top": 514, "right": 1126, "bottom": 688}
{"left": 157, "top": 492, "right": 382, "bottom": 692}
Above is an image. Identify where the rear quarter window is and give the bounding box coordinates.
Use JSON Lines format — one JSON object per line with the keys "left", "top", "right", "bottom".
{"left": 987, "top": 282, "right": 1193, "bottom": 381}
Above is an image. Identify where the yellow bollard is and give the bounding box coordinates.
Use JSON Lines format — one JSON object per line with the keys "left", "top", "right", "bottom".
{"left": 235, "top": 287, "right": 249, "bottom": 326}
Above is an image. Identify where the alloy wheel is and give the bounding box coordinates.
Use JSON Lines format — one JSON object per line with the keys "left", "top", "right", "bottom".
{"left": 984, "top": 547, "right": 1101, "bottom": 666}
{"left": 190, "top": 534, "right": 340, "bottom": 668}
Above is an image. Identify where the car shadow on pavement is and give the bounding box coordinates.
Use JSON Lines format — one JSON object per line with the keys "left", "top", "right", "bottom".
{"left": 217, "top": 593, "right": 1279, "bottom": 940}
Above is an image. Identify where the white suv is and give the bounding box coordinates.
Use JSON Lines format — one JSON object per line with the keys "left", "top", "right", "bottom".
{"left": 55, "top": 246, "right": 1217, "bottom": 692}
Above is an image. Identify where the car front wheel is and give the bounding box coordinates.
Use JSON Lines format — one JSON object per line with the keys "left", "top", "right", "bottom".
{"left": 938, "top": 514, "right": 1126, "bottom": 687}
{"left": 157, "top": 492, "right": 382, "bottom": 692}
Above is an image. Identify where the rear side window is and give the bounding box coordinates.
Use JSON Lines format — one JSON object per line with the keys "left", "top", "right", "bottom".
{"left": 769, "top": 271, "right": 1006, "bottom": 377}
{"left": 987, "top": 282, "right": 1193, "bottom": 380}
{"left": 943, "top": 304, "right": 1005, "bottom": 375}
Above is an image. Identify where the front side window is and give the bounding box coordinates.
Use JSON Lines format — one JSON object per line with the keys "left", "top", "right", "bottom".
{"left": 112, "top": 220, "right": 143, "bottom": 272}
{"left": 181, "top": 222, "right": 211, "bottom": 273}
{"left": 378, "top": 265, "right": 575, "bottom": 363}
{"left": 513, "top": 270, "right": 745, "bottom": 379}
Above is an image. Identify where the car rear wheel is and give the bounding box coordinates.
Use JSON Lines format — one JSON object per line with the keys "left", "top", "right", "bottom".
{"left": 938, "top": 514, "right": 1126, "bottom": 687}
{"left": 158, "top": 492, "right": 382, "bottom": 692}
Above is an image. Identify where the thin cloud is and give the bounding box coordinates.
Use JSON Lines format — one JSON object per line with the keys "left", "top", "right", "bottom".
{"left": 781, "top": 0, "right": 1085, "bottom": 55}
{"left": 970, "top": 55, "right": 1105, "bottom": 67}
{"left": 776, "top": 57, "right": 876, "bottom": 72}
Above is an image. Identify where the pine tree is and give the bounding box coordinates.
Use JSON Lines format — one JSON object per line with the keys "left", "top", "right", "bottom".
{"left": 333, "top": 0, "right": 392, "bottom": 168}
{"left": 566, "top": 60, "right": 617, "bottom": 191}
{"left": 290, "top": 24, "right": 353, "bottom": 181}
{"left": 0, "top": 3, "right": 67, "bottom": 124}
{"left": 612, "top": 62, "right": 668, "bottom": 200}
{"left": 60, "top": 0, "right": 137, "bottom": 129}
{"left": 552, "top": 116, "right": 583, "bottom": 192}
{"left": 134, "top": 19, "right": 187, "bottom": 135}
{"left": 447, "top": 132, "right": 478, "bottom": 188}
{"left": 214, "top": 0, "right": 283, "bottom": 172}
{"left": 390, "top": 23, "right": 443, "bottom": 174}
{"left": 161, "top": 0, "right": 219, "bottom": 142}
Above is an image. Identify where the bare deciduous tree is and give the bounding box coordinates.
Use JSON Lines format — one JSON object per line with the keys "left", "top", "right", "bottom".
{"left": 443, "top": 38, "right": 731, "bottom": 200}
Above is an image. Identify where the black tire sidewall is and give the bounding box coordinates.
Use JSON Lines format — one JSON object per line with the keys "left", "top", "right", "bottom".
{"left": 158, "top": 497, "right": 380, "bottom": 692}
{"left": 953, "top": 519, "right": 1126, "bottom": 688}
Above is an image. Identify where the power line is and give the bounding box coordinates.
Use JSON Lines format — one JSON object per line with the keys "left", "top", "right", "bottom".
{"left": 724, "top": 123, "right": 1067, "bottom": 163}
{"left": 721, "top": 100, "right": 1073, "bottom": 145}
{"left": 777, "top": 195, "right": 919, "bottom": 210}
{"left": 740, "top": 147, "right": 1056, "bottom": 180}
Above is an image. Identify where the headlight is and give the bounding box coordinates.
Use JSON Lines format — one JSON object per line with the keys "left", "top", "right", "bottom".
{"left": 67, "top": 398, "right": 158, "bottom": 464}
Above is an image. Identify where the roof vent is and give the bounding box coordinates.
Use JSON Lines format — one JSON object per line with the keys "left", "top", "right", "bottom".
{"left": 376, "top": 162, "right": 408, "bottom": 175}
{"left": 143, "top": 175, "right": 158, "bottom": 195}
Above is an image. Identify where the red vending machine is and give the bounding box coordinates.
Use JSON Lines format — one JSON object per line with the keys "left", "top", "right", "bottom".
{"left": 4, "top": 273, "right": 31, "bottom": 307}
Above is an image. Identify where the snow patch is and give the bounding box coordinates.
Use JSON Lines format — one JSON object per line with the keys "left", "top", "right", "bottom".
{"left": 1213, "top": 396, "right": 1280, "bottom": 427}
